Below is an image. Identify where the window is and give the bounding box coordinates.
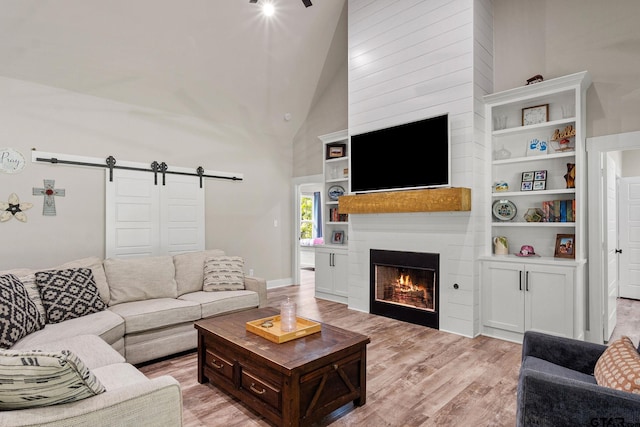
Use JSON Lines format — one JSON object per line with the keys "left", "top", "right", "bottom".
{"left": 300, "top": 195, "right": 313, "bottom": 239}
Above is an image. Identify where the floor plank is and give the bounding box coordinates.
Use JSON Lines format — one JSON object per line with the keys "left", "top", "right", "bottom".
{"left": 139, "top": 270, "right": 640, "bottom": 426}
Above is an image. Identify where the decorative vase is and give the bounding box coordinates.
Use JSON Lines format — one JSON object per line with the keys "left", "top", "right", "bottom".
{"left": 280, "top": 297, "right": 297, "bottom": 332}
{"left": 493, "top": 236, "right": 509, "bottom": 255}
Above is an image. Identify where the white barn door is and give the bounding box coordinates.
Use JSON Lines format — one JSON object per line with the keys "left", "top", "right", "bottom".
{"left": 619, "top": 177, "right": 640, "bottom": 299}
{"left": 106, "top": 169, "right": 204, "bottom": 258}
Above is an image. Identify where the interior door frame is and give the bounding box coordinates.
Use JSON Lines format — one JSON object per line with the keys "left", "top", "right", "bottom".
{"left": 292, "top": 174, "right": 323, "bottom": 285}
{"left": 586, "top": 130, "right": 640, "bottom": 344}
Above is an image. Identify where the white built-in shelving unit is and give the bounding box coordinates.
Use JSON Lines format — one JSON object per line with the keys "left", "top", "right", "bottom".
{"left": 481, "top": 71, "right": 592, "bottom": 343}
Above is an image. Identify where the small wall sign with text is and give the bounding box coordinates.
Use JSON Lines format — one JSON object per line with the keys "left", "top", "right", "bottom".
{"left": 551, "top": 125, "right": 576, "bottom": 152}
{"left": 0, "top": 148, "right": 26, "bottom": 174}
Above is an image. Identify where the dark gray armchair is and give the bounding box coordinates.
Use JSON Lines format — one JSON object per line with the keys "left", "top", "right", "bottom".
{"left": 517, "top": 331, "right": 640, "bottom": 426}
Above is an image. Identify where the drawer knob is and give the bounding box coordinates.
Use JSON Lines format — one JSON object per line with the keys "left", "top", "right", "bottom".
{"left": 250, "top": 383, "right": 266, "bottom": 395}
{"left": 211, "top": 360, "right": 223, "bottom": 369}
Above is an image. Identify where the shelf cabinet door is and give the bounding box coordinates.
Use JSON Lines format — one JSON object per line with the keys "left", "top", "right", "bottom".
{"left": 314, "top": 249, "right": 334, "bottom": 294}
{"left": 314, "top": 247, "right": 348, "bottom": 302}
{"left": 525, "top": 264, "right": 575, "bottom": 337}
{"left": 332, "top": 250, "right": 348, "bottom": 298}
{"left": 481, "top": 262, "right": 525, "bottom": 333}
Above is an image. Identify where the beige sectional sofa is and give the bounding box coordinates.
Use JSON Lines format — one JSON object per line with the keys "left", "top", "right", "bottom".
{"left": 0, "top": 249, "right": 268, "bottom": 426}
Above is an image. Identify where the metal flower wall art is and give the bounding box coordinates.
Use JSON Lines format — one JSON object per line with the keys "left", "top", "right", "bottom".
{"left": 0, "top": 193, "right": 33, "bottom": 222}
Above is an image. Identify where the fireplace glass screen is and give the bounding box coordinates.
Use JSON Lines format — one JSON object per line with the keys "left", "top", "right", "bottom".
{"left": 374, "top": 265, "right": 436, "bottom": 312}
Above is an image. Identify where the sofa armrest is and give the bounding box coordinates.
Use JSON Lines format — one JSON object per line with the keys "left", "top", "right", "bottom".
{"left": 522, "top": 330, "right": 607, "bottom": 375}
{"left": 0, "top": 376, "right": 182, "bottom": 427}
{"left": 517, "top": 367, "right": 640, "bottom": 426}
{"left": 244, "top": 276, "right": 267, "bottom": 308}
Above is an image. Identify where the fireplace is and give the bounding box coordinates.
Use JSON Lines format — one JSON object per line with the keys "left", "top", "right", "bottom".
{"left": 369, "top": 249, "right": 439, "bottom": 329}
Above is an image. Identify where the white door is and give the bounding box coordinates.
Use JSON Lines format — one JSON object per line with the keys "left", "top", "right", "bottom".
{"left": 619, "top": 177, "right": 640, "bottom": 299}
{"left": 106, "top": 169, "right": 204, "bottom": 258}
{"left": 604, "top": 155, "right": 619, "bottom": 340}
{"left": 162, "top": 175, "right": 205, "bottom": 255}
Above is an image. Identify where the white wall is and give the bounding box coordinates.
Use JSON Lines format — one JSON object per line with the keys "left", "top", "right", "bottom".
{"left": 493, "top": 0, "right": 640, "bottom": 139}
{"left": 346, "top": 0, "right": 492, "bottom": 337}
{"left": 0, "top": 77, "right": 292, "bottom": 283}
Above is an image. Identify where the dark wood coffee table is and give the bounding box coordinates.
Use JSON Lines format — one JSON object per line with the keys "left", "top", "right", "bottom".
{"left": 195, "top": 307, "right": 370, "bottom": 427}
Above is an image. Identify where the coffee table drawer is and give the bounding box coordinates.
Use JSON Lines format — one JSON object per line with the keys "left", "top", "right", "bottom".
{"left": 205, "top": 349, "right": 234, "bottom": 381}
{"left": 241, "top": 369, "right": 281, "bottom": 411}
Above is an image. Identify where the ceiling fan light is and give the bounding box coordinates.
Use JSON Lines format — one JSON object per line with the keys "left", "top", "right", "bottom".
{"left": 302, "top": 0, "right": 312, "bottom": 6}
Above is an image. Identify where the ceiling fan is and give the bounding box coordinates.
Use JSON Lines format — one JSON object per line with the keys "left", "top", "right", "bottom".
{"left": 250, "top": 0, "right": 312, "bottom": 7}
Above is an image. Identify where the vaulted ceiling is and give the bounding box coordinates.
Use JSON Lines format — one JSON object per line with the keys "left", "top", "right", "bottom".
{"left": 0, "top": 0, "right": 347, "bottom": 141}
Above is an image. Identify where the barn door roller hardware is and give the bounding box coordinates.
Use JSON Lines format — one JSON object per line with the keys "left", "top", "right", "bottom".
{"left": 34, "top": 153, "right": 243, "bottom": 188}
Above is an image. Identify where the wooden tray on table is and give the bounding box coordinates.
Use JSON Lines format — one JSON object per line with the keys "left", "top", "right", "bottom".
{"left": 246, "top": 315, "right": 321, "bottom": 344}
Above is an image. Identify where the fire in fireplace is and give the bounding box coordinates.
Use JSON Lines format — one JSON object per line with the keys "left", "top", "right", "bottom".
{"left": 370, "top": 249, "right": 439, "bottom": 329}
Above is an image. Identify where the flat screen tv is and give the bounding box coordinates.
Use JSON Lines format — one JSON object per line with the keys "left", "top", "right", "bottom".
{"left": 350, "top": 113, "right": 450, "bottom": 193}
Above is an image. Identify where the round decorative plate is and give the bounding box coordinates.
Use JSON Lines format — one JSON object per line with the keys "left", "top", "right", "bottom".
{"left": 327, "top": 185, "right": 345, "bottom": 201}
{"left": 492, "top": 199, "right": 517, "bottom": 221}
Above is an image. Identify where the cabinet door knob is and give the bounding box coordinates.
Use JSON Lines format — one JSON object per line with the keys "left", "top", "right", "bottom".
{"left": 525, "top": 271, "right": 529, "bottom": 291}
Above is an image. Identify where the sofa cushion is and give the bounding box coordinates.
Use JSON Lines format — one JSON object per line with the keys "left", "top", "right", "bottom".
{"left": 108, "top": 298, "right": 200, "bottom": 334}
{"left": 35, "top": 268, "right": 107, "bottom": 324}
{"left": 15, "top": 273, "right": 47, "bottom": 322}
{"left": 0, "top": 349, "right": 105, "bottom": 410}
{"left": 203, "top": 256, "right": 246, "bottom": 291}
{"left": 22, "top": 334, "right": 125, "bottom": 370}
{"left": 0, "top": 274, "right": 45, "bottom": 349}
{"left": 104, "top": 256, "right": 178, "bottom": 305}
{"left": 595, "top": 335, "right": 640, "bottom": 394}
{"left": 179, "top": 290, "right": 259, "bottom": 318}
{"left": 12, "top": 310, "right": 125, "bottom": 350}
{"left": 522, "top": 355, "right": 597, "bottom": 384}
{"left": 0, "top": 257, "right": 111, "bottom": 305}
{"left": 56, "top": 257, "right": 110, "bottom": 305}
{"left": 91, "top": 362, "right": 149, "bottom": 390}
{"left": 174, "top": 249, "right": 226, "bottom": 296}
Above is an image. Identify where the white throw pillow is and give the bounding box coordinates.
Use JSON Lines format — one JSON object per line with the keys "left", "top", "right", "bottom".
{"left": 203, "top": 256, "right": 246, "bottom": 291}
{"left": 0, "top": 349, "right": 105, "bottom": 409}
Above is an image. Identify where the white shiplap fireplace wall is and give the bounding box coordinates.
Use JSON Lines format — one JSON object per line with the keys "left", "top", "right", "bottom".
{"left": 347, "top": 0, "right": 493, "bottom": 337}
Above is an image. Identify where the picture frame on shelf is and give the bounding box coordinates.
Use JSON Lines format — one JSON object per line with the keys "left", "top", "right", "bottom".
{"left": 331, "top": 230, "right": 345, "bottom": 245}
{"left": 533, "top": 180, "right": 546, "bottom": 190}
{"left": 522, "top": 104, "right": 549, "bottom": 126}
{"left": 554, "top": 234, "right": 575, "bottom": 259}
{"left": 326, "top": 144, "right": 346, "bottom": 159}
{"left": 526, "top": 136, "right": 548, "bottom": 156}
{"left": 521, "top": 170, "right": 547, "bottom": 191}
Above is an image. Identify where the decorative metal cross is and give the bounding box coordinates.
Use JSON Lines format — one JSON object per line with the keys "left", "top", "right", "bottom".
{"left": 32, "top": 179, "right": 65, "bottom": 216}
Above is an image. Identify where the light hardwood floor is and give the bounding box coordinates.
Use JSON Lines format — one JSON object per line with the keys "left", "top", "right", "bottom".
{"left": 139, "top": 270, "right": 640, "bottom": 426}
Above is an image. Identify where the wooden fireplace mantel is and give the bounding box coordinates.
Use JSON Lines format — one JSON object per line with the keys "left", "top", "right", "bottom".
{"left": 338, "top": 187, "right": 471, "bottom": 214}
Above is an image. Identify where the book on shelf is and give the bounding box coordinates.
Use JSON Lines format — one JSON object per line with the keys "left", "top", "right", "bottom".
{"left": 542, "top": 199, "right": 576, "bottom": 222}
{"left": 328, "top": 208, "right": 348, "bottom": 222}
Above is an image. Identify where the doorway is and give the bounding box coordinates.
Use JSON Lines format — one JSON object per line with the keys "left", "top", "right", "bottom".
{"left": 292, "top": 175, "right": 323, "bottom": 287}
{"left": 587, "top": 131, "right": 640, "bottom": 344}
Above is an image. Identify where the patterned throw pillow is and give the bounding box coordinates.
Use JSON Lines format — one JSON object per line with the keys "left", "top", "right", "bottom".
{"left": 203, "top": 256, "right": 246, "bottom": 291}
{"left": 0, "top": 349, "right": 105, "bottom": 409}
{"left": 594, "top": 335, "right": 640, "bottom": 394}
{"left": 18, "top": 273, "right": 47, "bottom": 321}
{"left": 0, "top": 274, "right": 45, "bottom": 349}
{"left": 35, "top": 268, "right": 107, "bottom": 324}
